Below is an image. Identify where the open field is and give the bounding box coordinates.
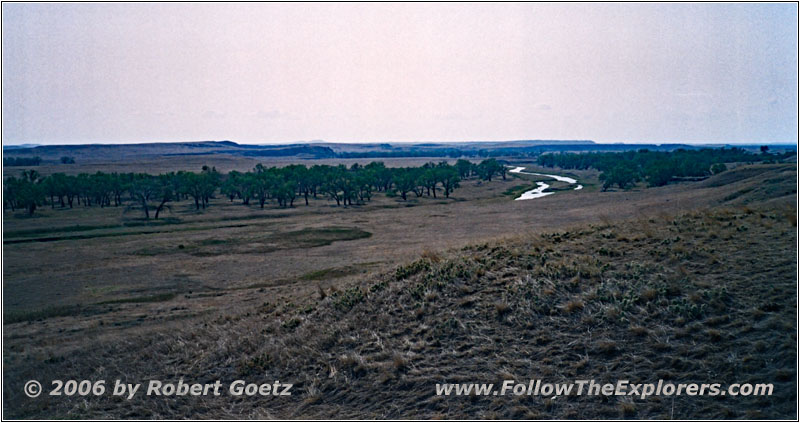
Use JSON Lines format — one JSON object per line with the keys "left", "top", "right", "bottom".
{"left": 2, "top": 155, "right": 470, "bottom": 178}
{"left": 2, "top": 158, "right": 797, "bottom": 419}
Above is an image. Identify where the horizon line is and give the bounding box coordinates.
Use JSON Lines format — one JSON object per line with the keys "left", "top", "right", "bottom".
{"left": 3, "top": 139, "right": 798, "bottom": 148}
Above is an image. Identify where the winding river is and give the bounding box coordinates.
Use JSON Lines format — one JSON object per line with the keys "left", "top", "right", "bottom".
{"left": 508, "top": 166, "right": 583, "bottom": 201}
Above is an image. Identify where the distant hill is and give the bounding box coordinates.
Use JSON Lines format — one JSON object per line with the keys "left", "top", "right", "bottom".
{"left": 2, "top": 144, "right": 41, "bottom": 150}
{"left": 2, "top": 139, "right": 793, "bottom": 164}
{"left": 1, "top": 141, "right": 337, "bottom": 162}
{"left": 2, "top": 140, "right": 599, "bottom": 162}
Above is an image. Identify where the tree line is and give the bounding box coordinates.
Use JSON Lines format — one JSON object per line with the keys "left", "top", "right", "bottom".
{"left": 4, "top": 157, "right": 42, "bottom": 166}
{"left": 334, "top": 143, "right": 709, "bottom": 159}
{"left": 536, "top": 147, "right": 792, "bottom": 190}
{"left": 3, "top": 159, "right": 509, "bottom": 217}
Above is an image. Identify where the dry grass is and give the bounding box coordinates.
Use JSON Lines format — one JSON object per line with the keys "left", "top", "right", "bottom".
{"left": 562, "top": 299, "right": 585, "bottom": 314}
{"left": 3, "top": 204, "right": 796, "bottom": 419}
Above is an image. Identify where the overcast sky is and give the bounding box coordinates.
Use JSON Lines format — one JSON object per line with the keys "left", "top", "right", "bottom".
{"left": 2, "top": 3, "right": 797, "bottom": 145}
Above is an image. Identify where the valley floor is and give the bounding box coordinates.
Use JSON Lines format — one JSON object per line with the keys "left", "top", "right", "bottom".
{"left": 2, "top": 162, "right": 796, "bottom": 419}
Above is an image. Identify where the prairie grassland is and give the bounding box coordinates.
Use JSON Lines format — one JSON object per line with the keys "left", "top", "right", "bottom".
{"left": 2, "top": 162, "right": 796, "bottom": 418}
{"left": 3, "top": 155, "right": 468, "bottom": 178}
{"left": 3, "top": 205, "right": 795, "bottom": 419}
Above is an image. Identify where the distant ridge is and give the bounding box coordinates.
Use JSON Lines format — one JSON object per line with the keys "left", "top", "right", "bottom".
{"left": 3, "top": 143, "right": 42, "bottom": 150}
{"left": 2, "top": 139, "right": 793, "bottom": 164}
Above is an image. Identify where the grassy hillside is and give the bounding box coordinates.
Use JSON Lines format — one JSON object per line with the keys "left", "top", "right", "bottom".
{"left": 4, "top": 203, "right": 795, "bottom": 419}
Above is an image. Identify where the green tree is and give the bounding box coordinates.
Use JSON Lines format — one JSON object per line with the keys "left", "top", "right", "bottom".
{"left": 644, "top": 162, "right": 673, "bottom": 187}
{"left": 251, "top": 166, "right": 275, "bottom": 209}
{"left": 477, "top": 158, "right": 502, "bottom": 181}
{"left": 437, "top": 166, "right": 461, "bottom": 198}
{"left": 455, "top": 159, "right": 474, "bottom": 179}
{"left": 394, "top": 168, "right": 416, "bottom": 201}
{"left": 222, "top": 171, "right": 244, "bottom": 202}
{"left": 600, "top": 163, "right": 639, "bottom": 190}
{"left": 178, "top": 172, "right": 204, "bottom": 210}
{"left": 5, "top": 174, "right": 44, "bottom": 215}
{"left": 128, "top": 174, "right": 156, "bottom": 219}
{"left": 153, "top": 173, "right": 176, "bottom": 219}
{"left": 420, "top": 168, "right": 438, "bottom": 198}
{"left": 710, "top": 163, "right": 727, "bottom": 174}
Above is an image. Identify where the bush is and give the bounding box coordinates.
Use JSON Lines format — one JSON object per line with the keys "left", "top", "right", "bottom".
{"left": 395, "top": 259, "right": 432, "bottom": 280}
{"left": 710, "top": 163, "right": 727, "bottom": 174}
{"left": 332, "top": 286, "right": 365, "bottom": 312}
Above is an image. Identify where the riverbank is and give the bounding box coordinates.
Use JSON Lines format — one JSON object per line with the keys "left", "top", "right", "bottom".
{"left": 508, "top": 166, "right": 583, "bottom": 200}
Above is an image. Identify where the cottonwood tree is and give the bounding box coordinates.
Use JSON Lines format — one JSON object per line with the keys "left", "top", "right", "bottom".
{"left": 477, "top": 158, "right": 503, "bottom": 181}
{"left": 600, "top": 163, "right": 639, "bottom": 190}
{"left": 437, "top": 166, "right": 461, "bottom": 198}
{"left": 394, "top": 168, "right": 416, "bottom": 201}
{"left": 455, "top": 159, "right": 474, "bottom": 179}
{"left": 128, "top": 174, "right": 157, "bottom": 219}
{"left": 153, "top": 173, "right": 177, "bottom": 219}
{"left": 4, "top": 171, "right": 44, "bottom": 215}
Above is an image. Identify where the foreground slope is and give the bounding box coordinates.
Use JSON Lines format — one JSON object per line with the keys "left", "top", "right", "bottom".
{"left": 4, "top": 202, "right": 796, "bottom": 419}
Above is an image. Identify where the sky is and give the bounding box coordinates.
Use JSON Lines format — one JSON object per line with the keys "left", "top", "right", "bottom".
{"left": 2, "top": 3, "right": 797, "bottom": 145}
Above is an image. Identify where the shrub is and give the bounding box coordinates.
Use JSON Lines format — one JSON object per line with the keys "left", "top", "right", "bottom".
{"left": 710, "top": 163, "right": 727, "bottom": 174}
{"left": 395, "top": 259, "right": 431, "bottom": 280}
{"left": 332, "top": 286, "right": 365, "bottom": 312}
